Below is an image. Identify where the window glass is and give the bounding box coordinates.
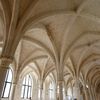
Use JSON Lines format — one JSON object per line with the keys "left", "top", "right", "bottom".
{"left": 26, "top": 75, "right": 29, "bottom": 85}
{"left": 28, "top": 87, "right": 31, "bottom": 98}
{"left": 24, "top": 86, "right": 28, "bottom": 98}
{"left": 2, "top": 69, "right": 13, "bottom": 98}
{"left": 21, "top": 74, "right": 32, "bottom": 99}
{"left": 3, "top": 83, "right": 11, "bottom": 97}
{"left": 21, "top": 86, "right": 24, "bottom": 98}
{"left": 29, "top": 77, "right": 31, "bottom": 86}
{"left": 38, "top": 89, "right": 40, "bottom": 98}
{"left": 7, "top": 69, "right": 12, "bottom": 82}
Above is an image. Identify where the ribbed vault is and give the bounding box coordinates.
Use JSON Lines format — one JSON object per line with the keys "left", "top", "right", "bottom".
{"left": 0, "top": 0, "right": 100, "bottom": 99}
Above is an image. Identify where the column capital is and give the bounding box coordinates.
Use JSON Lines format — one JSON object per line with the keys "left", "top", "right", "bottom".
{"left": 57, "top": 80, "right": 64, "bottom": 84}
{"left": 12, "top": 82, "right": 17, "bottom": 86}
{"left": 39, "top": 84, "right": 43, "bottom": 90}
{"left": 38, "top": 79, "right": 43, "bottom": 89}
{"left": 0, "top": 57, "right": 13, "bottom": 62}
{"left": 0, "top": 57, "right": 13, "bottom": 69}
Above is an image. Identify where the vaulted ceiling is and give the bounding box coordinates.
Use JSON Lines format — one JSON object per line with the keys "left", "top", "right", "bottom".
{"left": 0, "top": 0, "right": 100, "bottom": 90}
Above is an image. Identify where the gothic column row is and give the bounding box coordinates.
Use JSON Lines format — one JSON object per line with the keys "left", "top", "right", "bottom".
{"left": 38, "top": 81, "right": 64, "bottom": 100}
{"left": 1, "top": 57, "right": 95, "bottom": 100}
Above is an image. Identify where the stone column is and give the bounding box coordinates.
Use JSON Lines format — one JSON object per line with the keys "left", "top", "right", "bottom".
{"left": 10, "top": 72, "right": 18, "bottom": 100}
{"left": 44, "top": 83, "right": 49, "bottom": 100}
{"left": 54, "top": 83, "right": 57, "bottom": 100}
{"left": 83, "top": 86, "right": 89, "bottom": 100}
{"left": 39, "top": 87, "right": 43, "bottom": 100}
{"left": 86, "top": 81, "right": 93, "bottom": 100}
{"left": 91, "top": 85, "right": 96, "bottom": 100}
{"left": 63, "top": 82, "right": 66, "bottom": 100}
{"left": 64, "top": 85, "right": 67, "bottom": 100}
{"left": 88, "top": 86, "right": 93, "bottom": 100}
{"left": 93, "top": 86, "right": 97, "bottom": 100}
{"left": 38, "top": 82, "right": 43, "bottom": 100}
{"left": 57, "top": 80, "right": 64, "bottom": 100}
{"left": 32, "top": 80, "right": 38, "bottom": 100}
{"left": 72, "top": 86, "right": 74, "bottom": 100}
{"left": 10, "top": 82, "right": 17, "bottom": 100}
{"left": 0, "top": 57, "right": 12, "bottom": 99}
{"left": 89, "top": 84, "right": 95, "bottom": 100}
{"left": 73, "top": 80, "right": 81, "bottom": 100}
{"left": 13, "top": 79, "right": 22, "bottom": 100}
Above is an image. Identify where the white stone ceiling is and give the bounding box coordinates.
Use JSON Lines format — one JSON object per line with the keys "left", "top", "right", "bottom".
{"left": 0, "top": 0, "right": 100, "bottom": 89}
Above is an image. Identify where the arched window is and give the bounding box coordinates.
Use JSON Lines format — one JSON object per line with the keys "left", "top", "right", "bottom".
{"left": 2, "top": 69, "right": 13, "bottom": 98}
{"left": 21, "top": 74, "right": 32, "bottom": 99}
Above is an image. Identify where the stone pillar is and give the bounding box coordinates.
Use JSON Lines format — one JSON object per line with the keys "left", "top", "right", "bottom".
{"left": 32, "top": 80, "right": 38, "bottom": 100}
{"left": 10, "top": 73, "right": 18, "bottom": 100}
{"left": 93, "top": 86, "right": 96, "bottom": 100}
{"left": 91, "top": 85, "right": 96, "bottom": 100}
{"left": 86, "top": 81, "right": 93, "bottom": 100}
{"left": 57, "top": 80, "right": 64, "bottom": 100}
{"left": 63, "top": 82, "right": 66, "bottom": 100}
{"left": 38, "top": 82, "right": 43, "bottom": 100}
{"left": 54, "top": 83, "right": 57, "bottom": 100}
{"left": 44, "top": 83, "right": 48, "bottom": 100}
{"left": 39, "top": 87, "right": 43, "bottom": 100}
{"left": 10, "top": 82, "right": 17, "bottom": 100}
{"left": 73, "top": 80, "right": 81, "bottom": 100}
{"left": 88, "top": 85, "right": 93, "bottom": 100}
{"left": 89, "top": 84, "right": 95, "bottom": 100}
{"left": 72, "top": 86, "right": 74, "bottom": 100}
{"left": 0, "top": 58, "right": 12, "bottom": 99}
{"left": 83, "top": 86, "right": 89, "bottom": 100}
{"left": 64, "top": 85, "right": 67, "bottom": 100}
{"left": 13, "top": 79, "right": 22, "bottom": 100}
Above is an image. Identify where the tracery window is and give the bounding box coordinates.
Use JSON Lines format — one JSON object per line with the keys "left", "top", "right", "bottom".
{"left": 2, "top": 69, "right": 13, "bottom": 98}
{"left": 21, "top": 74, "right": 32, "bottom": 99}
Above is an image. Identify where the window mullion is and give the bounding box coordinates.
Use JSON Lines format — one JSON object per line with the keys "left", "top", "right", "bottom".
{"left": 27, "top": 75, "right": 30, "bottom": 98}
{"left": 23, "top": 85, "right": 25, "bottom": 98}
{"left": 6, "top": 70, "right": 9, "bottom": 81}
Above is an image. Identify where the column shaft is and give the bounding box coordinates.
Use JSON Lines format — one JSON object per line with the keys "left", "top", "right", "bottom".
{"left": 57, "top": 81, "right": 63, "bottom": 100}
{"left": 38, "top": 81, "right": 43, "bottom": 100}
{"left": 11, "top": 83, "right": 17, "bottom": 100}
